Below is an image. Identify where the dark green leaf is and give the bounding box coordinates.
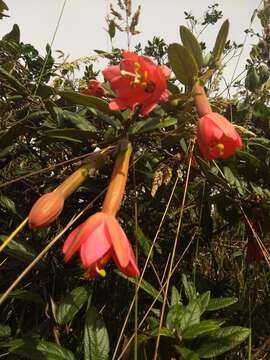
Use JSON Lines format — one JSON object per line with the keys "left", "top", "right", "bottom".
{"left": 5, "top": 290, "right": 44, "bottom": 305}
{"left": 59, "top": 91, "right": 122, "bottom": 119}
{"left": 129, "top": 116, "right": 177, "bottom": 135}
{"left": 0, "top": 65, "right": 27, "bottom": 95}
{"left": 170, "top": 285, "right": 181, "bottom": 306}
{"left": 223, "top": 166, "right": 235, "bottom": 185}
{"left": 43, "top": 128, "right": 94, "bottom": 143}
{"left": 136, "top": 226, "right": 152, "bottom": 259}
{"left": 3, "top": 338, "right": 76, "bottom": 360}
{"left": 55, "top": 286, "right": 89, "bottom": 325}
{"left": 175, "top": 346, "right": 200, "bottom": 360}
{"left": 0, "top": 235, "right": 39, "bottom": 264}
{"left": 182, "top": 274, "right": 197, "bottom": 300}
{"left": 168, "top": 43, "right": 198, "bottom": 86}
{"left": 197, "top": 291, "right": 210, "bottom": 314}
{"left": 116, "top": 271, "right": 163, "bottom": 302}
{"left": 183, "top": 320, "right": 224, "bottom": 339}
{"left": 206, "top": 297, "right": 238, "bottom": 311}
{"left": 0, "top": 324, "right": 11, "bottom": 337}
{"left": 179, "top": 26, "right": 203, "bottom": 69}
{"left": 53, "top": 107, "right": 97, "bottom": 132}
{"left": 197, "top": 326, "right": 250, "bottom": 358}
{"left": 179, "top": 300, "right": 201, "bottom": 331}
{"left": 212, "top": 20, "right": 229, "bottom": 64}
{"left": 84, "top": 306, "right": 110, "bottom": 360}
{"left": 0, "top": 194, "right": 18, "bottom": 215}
{"left": 2, "top": 24, "right": 20, "bottom": 43}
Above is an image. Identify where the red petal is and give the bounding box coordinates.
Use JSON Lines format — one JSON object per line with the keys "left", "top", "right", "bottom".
{"left": 106, "top": 216, "right": 130, "bottom": 269}
{"left": 62, "top": 224, "right": 83, "bottom": 260}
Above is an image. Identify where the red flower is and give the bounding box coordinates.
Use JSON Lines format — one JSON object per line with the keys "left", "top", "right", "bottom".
{"left": 197, "top": 112, "right": 242, "bottom": 160}
{"left": 63, "top": 212, "right": 139, "bottom": 277}
{"left": 84, "top": 79, "right": 105, "bottom": 97}
{"left": 103, "top": 51, "right": 170, "bottom": 116}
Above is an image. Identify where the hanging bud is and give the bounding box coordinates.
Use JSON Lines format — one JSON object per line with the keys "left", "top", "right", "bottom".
{"left": 28, "top": 192, "right": 65, "bottom": 229}
{"left": 29, "top": 165, "right": 92, "bottom": 229}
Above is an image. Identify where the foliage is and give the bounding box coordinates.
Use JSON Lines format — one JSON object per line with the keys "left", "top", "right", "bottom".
{"left": 0, "top": 1, "right": 270, "bottom": 359}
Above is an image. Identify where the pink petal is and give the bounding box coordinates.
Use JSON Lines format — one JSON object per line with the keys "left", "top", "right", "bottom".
{"left": 63, "top": 212, "right": 105, "bottom": 262}
{"left": 63, "top": 224, "right": 83, "bottom": 260}
{"left": 80, "top": 219, "right": 111, "bottom": 267}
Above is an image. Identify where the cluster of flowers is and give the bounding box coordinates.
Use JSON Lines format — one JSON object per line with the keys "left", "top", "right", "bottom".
{"left": 29, "top": 51, "right": 243, "bottom": 278}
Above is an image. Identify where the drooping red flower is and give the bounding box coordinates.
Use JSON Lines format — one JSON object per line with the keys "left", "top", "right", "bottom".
{"left": 197, "top": 112, "right": 242, "bottom": 160}
{"left": 63, "top": 212, "right": 139, "bottom": 277}
{"left": 84, "top": 79, "right": 105, "bottom": 97}
{"left": 62, "top": 141, "right": 140, "bottom": 278}
{"left": 103, "top": 51, "right": 170, "bottom": 116}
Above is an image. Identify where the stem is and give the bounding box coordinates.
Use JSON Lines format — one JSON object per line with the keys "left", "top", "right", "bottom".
{"left": 102, "top": 141, "right": 132, "bottom": 216}
{"left": 56, "top": 165, "right": 91, "bottom": 199}
{"left": 0, "top": 217, "right": 28, "bottom": 254}
{"left": 193, "top": 83, "right": 212, "bottom": 117}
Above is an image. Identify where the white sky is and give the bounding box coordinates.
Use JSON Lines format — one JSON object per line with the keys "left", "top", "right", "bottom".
{"left": 0, "top": 0, "right": 261, "bottom": 90}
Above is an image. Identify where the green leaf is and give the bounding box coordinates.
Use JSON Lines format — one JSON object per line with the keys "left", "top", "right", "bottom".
{"left": 179, "top": 26, "right": 203, "bottom": 69}
{"left": 206, "top": 297, "right": 238, "bottom": 311}
{"left": 5, "top": 290, "right": 44, "bottom": 305}
{"left": 197, "top": 326, "right": 250, "bottom": 358}
{"left": 3, "top": 338, "right": 76, "bottom": 360}
{"left": 179, "top": 300, "right": 201, "bottom": 331}
{"left": 175, "top": 346, "right": 200, "bottom": 360}
{"left": 170, "top": 285, "right": 181, "bottom": 306}
{"left": 212, "top": 19, "right": 229, "bottom": 64}
{"left": 129, "top": 116, "right": 177, "bottom": 135}
{"left": 84, "top": 306, "right": 110, "bottom": 360}
{"left": 223, "top": 166, "right": 235, "bottom": 185}
{"left": 43, "top": 128, "right": 94, "bottom": 143}
{"left": 182, "top": 274, "right": 197, "bottom": 300}
{"left": 59, "top": 91, "right": 122, "bottom": 119}
{"left": 0, "top": 194, "right": 18, "bottom": 215}
{"left": 136, "top": 226, "right": 152, "bottom": 259}
{"left": 197, "top": 291, "right": 210, "bottom": 314}
{"left": 0, "top": 324, "right": 11, "bottom": 337}
{"left": 53, "top": 107, "right": 97, "bottom": 132}
{"left": 0, "top": 235, "right": 39, "bottom": 264}
{"left": 116, "top": 270, "right": 163, "bottom": 303}
{"left": 151, "top": 327, "right": 174, "bottom": 337}
{"left": 168, "top": 43, "right": 198, "bottom": 86}
{"left": 166, "top": 304, "right": 185, "bottom": 330}
{"left": 55, "top": 286, "right": 89, "bottom": 325}
{"left": 182, "top": 320, "right": 224, "bottom": 339}
{"left": 0, "top": 65, "right": 27, "bottom": 95}
{"left": 2, "top": 24, "right": 20, "bottom": 43}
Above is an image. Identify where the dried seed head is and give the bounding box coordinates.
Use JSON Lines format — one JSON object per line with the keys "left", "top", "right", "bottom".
{"left": 124, "top": 0, "right": 132, "bottom": 16}
{"left": 130, "top": 5, "right": 141, "bottom": 33}
{"left": 110, "top": 4, "right": 123, "bottom": 20}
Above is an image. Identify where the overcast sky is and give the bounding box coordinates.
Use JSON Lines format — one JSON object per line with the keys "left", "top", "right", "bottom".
{"left": 0, "top": 0, "right": 261, "bottom": 90}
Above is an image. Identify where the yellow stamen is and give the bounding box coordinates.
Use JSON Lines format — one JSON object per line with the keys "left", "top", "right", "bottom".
{"left": 96, "top": 266, "right": 106, "bottom": 277}
{"left": 134, "top": 62, "right": 141, "bottom": 70}
{"left": 120, "top": 70, "right": 136, "bottom": 78}
{"left": 217, "top": 143, "right": 225, "bottom": 151}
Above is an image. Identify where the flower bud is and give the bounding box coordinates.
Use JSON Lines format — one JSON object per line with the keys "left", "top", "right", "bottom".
{"left": 28, "top": 192, "right": 65, "bottom": 229}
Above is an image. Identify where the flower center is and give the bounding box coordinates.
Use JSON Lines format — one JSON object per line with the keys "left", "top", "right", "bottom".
{"left": 216, "top": 143, "right": 225, "bottom": 155}
{"left": 120, "top": 62, "right": 155, "bottom": 93}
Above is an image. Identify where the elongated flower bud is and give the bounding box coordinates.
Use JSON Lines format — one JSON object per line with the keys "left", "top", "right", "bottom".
{"left": 29, "top": 192, "right": 65, "bottom": 228}
{"left": 102, "top": 141, "right": 132, "bottom": 216}
{"left": 57, "top": 165, "right": 90, "bottom": 199}
{"left": 29, "top": 165, "right": 92, "bottom": 229}
{"left": 193, "top": 83, "right": 212, "bottom": 117}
